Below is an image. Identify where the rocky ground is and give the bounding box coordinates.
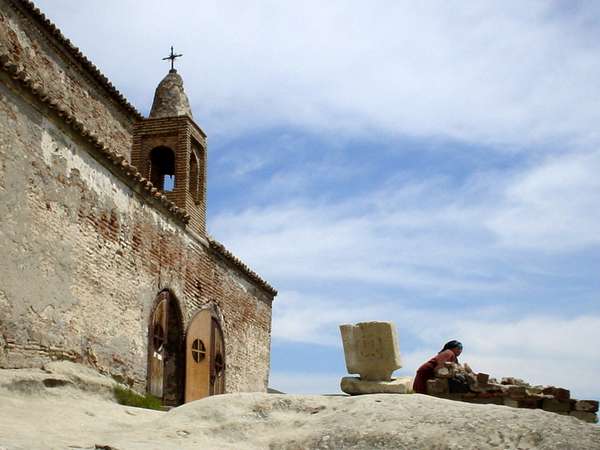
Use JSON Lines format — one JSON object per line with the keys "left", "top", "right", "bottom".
{"left": 0, "top": 362, "right": 598, "bottom": 450}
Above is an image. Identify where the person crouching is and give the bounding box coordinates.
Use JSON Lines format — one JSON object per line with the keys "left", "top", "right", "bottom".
{"left": 413, "top": 340, "right": 463, "bottom": 394}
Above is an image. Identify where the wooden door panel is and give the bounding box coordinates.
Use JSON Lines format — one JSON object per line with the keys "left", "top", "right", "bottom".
{"left": 149, "top": 297, "right": 168, "bottom": 398}
{"left": 185, "top": 310, "right": 212, "bottom": 402}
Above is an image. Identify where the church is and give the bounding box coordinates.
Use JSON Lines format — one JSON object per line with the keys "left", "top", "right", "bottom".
{"left": 0, "top": 0, "right": 276, "bottom": 406}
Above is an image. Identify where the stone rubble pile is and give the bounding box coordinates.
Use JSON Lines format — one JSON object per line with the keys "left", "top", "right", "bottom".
{"left": 427, "top": 362, "right": 598, "bottom": 424}
{"left": 337, "top": 321, "right": 598, "bottom": 425}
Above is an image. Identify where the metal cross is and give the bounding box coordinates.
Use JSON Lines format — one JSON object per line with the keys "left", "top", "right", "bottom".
{"left": 162, "top": 46, "right": 183, "bottom": 71}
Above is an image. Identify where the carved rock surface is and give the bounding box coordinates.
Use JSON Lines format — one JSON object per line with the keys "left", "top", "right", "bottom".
{"left": 1, "top": 364, "right": 600, "bottom": 449}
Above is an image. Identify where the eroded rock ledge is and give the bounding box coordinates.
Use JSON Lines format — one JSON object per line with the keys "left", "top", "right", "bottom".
{"left": 1, "top": 362, "right": 599, "bottom": 449}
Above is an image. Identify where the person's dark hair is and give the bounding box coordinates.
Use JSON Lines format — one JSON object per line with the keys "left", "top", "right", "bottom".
{"left": 439, "top": 340, "right": 463, "bottom": 353}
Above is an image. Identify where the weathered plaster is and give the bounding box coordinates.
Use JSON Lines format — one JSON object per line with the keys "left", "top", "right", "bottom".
{"left": 0, "top": 3, "right": 275, "bottom": 396}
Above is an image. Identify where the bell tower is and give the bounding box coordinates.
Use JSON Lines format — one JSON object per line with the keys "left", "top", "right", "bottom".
{"left": 132, "top": 48, "right": 207, "bottom": 236}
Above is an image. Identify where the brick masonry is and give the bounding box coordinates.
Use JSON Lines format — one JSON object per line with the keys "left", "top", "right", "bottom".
{"left": 0, "top": 0, "right": 138, "bottom": 159}
{"left": 0, "top": 0, "right": 276, "bottom": 396}
{"left": 426, "top": 364, "right": 598, "bottom": 424}
{"left": 132, "top": 116, "right": 207, "bottom": 236}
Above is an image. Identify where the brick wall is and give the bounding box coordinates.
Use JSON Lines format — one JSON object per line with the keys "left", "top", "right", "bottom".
{"left": 0, "top": 0, "right": 137, "bottom": 159}
{"left": 131, "top": 116, "right": 207, "bottom": 236}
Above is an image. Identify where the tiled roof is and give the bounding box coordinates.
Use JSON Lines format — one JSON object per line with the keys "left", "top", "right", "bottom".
{"left": 0, "top": 52, "right": 191, "bottom": 224}
{"left": 13, "top": 0, "right": 143, "bottom": 120}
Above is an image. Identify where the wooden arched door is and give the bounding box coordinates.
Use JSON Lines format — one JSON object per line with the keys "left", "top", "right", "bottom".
{"left": 147, "top": 291, "right": 185, "bottom": 405}
{"left": 185, "top": 310, "right": 226, "bottom": 402}
{"left": 148, "top": 294, "right": 167, "bottom": 398}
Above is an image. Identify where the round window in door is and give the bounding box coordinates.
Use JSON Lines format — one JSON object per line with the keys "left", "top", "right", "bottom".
{"left": 191, "top": 339, "right": 206, "bottom": 363}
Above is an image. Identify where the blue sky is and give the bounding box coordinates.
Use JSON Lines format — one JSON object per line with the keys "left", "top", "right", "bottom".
{"left": 36, "top": 0, "right": 600, "bottom": 400}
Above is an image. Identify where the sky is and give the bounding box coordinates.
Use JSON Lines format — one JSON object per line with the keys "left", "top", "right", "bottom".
{"left": 34, "top": 0, "right": 600, "bottom": 400}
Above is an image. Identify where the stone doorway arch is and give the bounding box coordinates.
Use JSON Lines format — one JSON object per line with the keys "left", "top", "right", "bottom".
{"left": 147, "top": 290, "right": 185, "bottom": 406}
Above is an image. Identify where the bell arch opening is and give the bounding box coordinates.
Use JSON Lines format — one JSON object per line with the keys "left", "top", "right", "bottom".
{"left": 149, "top": 146, "right": 176, "bottom": 192}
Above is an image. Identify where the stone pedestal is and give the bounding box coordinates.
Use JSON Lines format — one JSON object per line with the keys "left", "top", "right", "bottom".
{"left": 341, "top": 376, "right": 412, "bottom": 395}
{"left": 339, "top": 321, "right": 401, "bottom": 382}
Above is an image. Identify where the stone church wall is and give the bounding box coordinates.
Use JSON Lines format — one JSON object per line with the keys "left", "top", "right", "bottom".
{"left": 0, "top": 0, "right": 138, "bottom": 159}
{"left": 0, "top": 0, "right": 274, "bottom": 394}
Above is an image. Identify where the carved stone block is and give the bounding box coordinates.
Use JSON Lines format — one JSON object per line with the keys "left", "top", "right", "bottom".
{"left": 339, "top": 321, "right": 401, "bottom": 381}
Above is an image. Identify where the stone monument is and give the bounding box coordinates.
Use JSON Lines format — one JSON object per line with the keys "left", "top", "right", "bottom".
{"left": 339, "top": 321, "right": 412, "bottom": 395}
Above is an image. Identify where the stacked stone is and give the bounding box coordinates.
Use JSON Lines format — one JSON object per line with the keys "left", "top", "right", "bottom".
{"left": 426, "top": 363, "right": 598, "bottom": 424}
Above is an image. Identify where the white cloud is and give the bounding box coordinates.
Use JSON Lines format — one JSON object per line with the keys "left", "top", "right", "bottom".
{"left": 272, "top": 291, "right": 390, "bottom": 347}
{"left": 488, "top": 151, "right": 600, "bottom": 251}
{"left": 217, "top": 151, "right": 270, "bottom": 178}
{"left": 213, "top": 152, "right": 600, "bottom": 398}
{"left": 211, "top": 150, "right": 600, "bottom": 300}
{"left": 35, "top": 0, "right": 600, "bottom": 149}
{"left": 268, "top": 371, "right": 342, "bottom": 395}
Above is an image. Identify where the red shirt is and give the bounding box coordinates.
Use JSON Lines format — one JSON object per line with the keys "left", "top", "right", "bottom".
{"left": 418, "top": 349, "right": 458, "bottom": 373}
{"left": 412, "top": 349, "right": 458, "bottom": 394}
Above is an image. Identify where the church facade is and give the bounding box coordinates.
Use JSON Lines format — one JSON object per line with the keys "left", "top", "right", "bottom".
{"left": 0, "top": 0, "right": 276, "bottom": 405}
